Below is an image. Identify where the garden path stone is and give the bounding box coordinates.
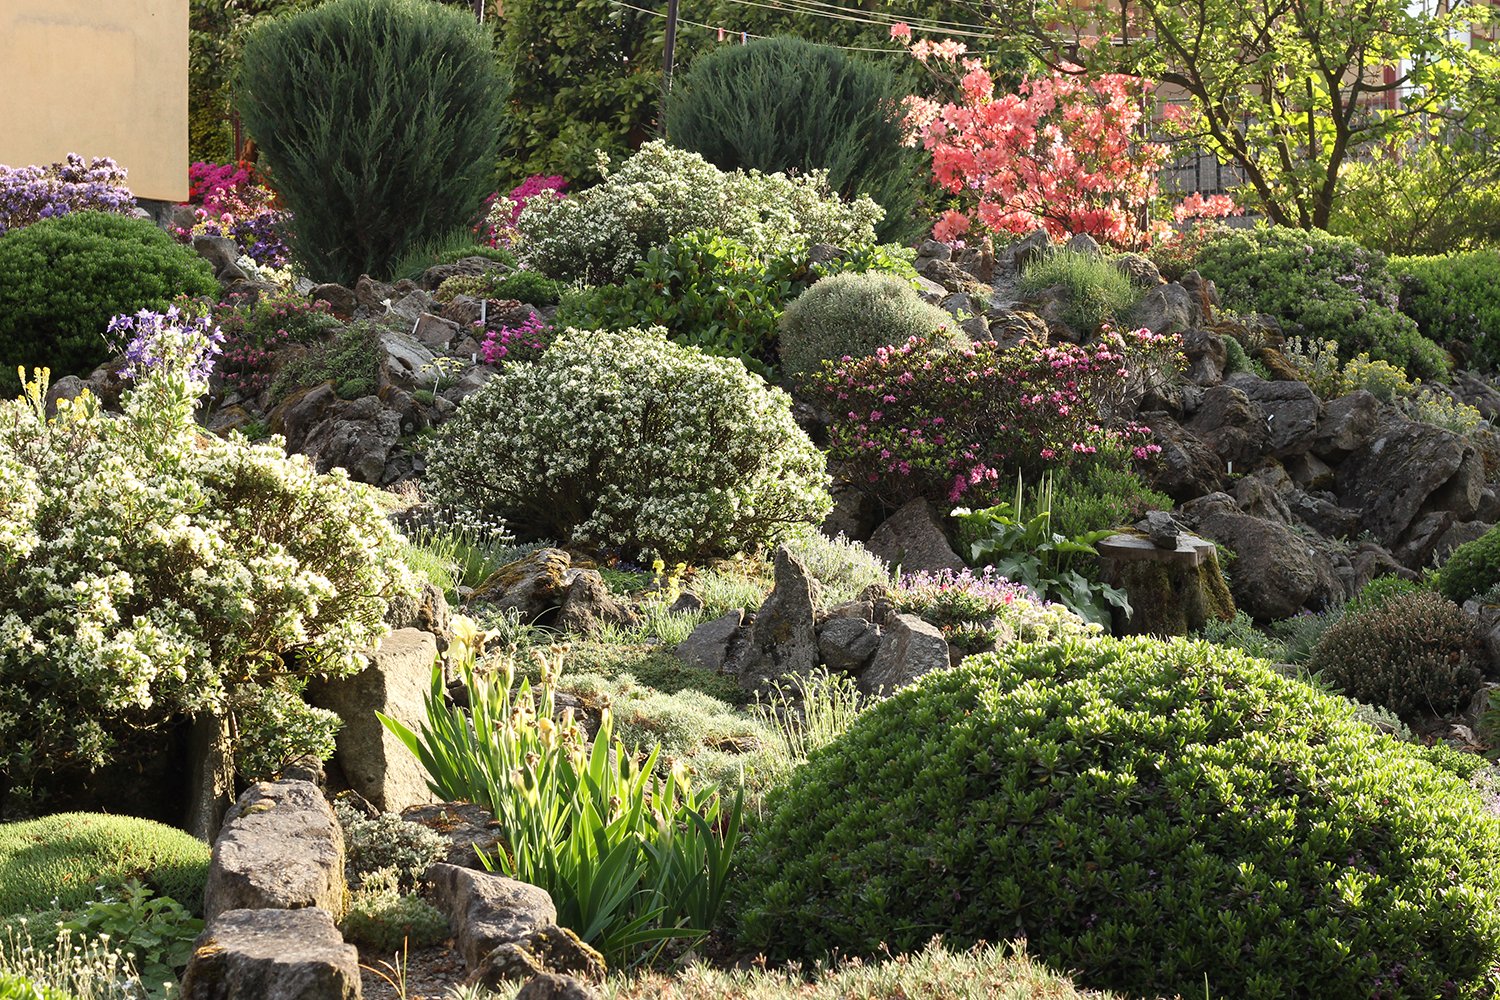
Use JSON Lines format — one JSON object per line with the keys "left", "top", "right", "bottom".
{"left": 427, "top": 863, "right": 557, "bottom": 969}
{"left": 858, "top": 613, "right": 950, "bottom": 695}
{"left": 735, "top": 546, "right": 820, "bottom": 689}
{"left": 204, "top": 780, "right": 345, "bottom": 921}
{"left": 865, "top": 499, "right": 965, "bottom": 575}
{"left": 676, "top": 610, "right": 745, "bottom": 672}
{"left": 181, "top": 907, "right": 358, "bottom": 1000}
{"left": 307, "top": 628, "right": 438, "bottom": 813}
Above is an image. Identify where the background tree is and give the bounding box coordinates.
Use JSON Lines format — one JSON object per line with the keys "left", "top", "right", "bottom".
{"left": 991, "top": 0, "right": 1497, "bottom": 229}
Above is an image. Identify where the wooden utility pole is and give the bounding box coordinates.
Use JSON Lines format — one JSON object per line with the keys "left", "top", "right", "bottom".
{"left": 663, "top": 0, "right": 681, "bottom": 90}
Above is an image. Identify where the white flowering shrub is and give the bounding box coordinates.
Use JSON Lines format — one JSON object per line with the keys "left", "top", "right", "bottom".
{"left": 0, "top": 310, "right": 415, "bottom": 796}
{"left": 515, "top": 141, "right": 884, "bottom": 285}
{"left": 426, "top": 327, "right": 832, "bottom": 560}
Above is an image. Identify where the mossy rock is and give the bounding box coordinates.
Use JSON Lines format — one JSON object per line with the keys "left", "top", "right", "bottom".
{"left": 0, "top": 813, "right": 211, "bottom": 916}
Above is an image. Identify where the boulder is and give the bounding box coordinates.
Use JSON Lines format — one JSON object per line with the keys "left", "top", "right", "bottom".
{"left": 1226, "top": 375, "right": 1321, "bottom": 456}
{"left": 1351, "top": 543, "right": 1417, "bottom": 589}
{"left": 984, "top": 306, "right": 1051, "bottom": 345}
{"left": 403, "top": 801, "right": 503, "bottom": 868}
{"left": 1004, "top": 228, "right": 1052, "bottom": 271}
{"left": 1181, "top": 492, "right": 1347, "bottom": 620}
{"left": 1284, "top": 452, "right": 1335, "bottom": 492}
{"left": 180, "top": 908, "right": 359, "bottom": 1000}
{"left": 192, "top": 234, "right": 243, "bottom": 282}
{"left": 309, "top": 283, "right": 356, "bottom": 319}
{"left": 1288, "top": 492, "right": 1361, "bottom": 541}
{"left": 185, "top": 714, "right": 236, "bottom": 843}
{"left": 917, "top": 257, "right": 985, "bottom": 294}
{"left": 1144, "top": 412, "right": 1224, "bottom": 500}
{"left": 1182, "top": 330, "right": 1226, "bottom": 387}
{"left": 820, "top": 483, "right": 880, "bottom": 542}
{"left": 735, "top": 546, "right": 820, "bottom": 689}
{"left": 516, "top": 974, "right": 600, "bottom": 1000}
{"left": 428, "top": 863, "right": 557, "bottom": 970}
{"left": 1127, "top": 281, "right": 1197, "bottom": 334}
{"left": 378, "top": 328, "right": 439, "bottom": 388}
{"left": 1185, "top": 385, "right": 1268, "bottom": 468}
{"left": 204, "top": 781, "right": 345, "bottom": 921}
{"left": 1312, "top": 390, "right": 1384, "bottom": 459}
{"left": 1063, "top": 232, "right": 1103, "bottom": 258}
{"left": 268, "top": 386, "right": 402, "bottom": 484}
{"left": 675, "top": 610, "right": 745, "bottom": 672}
{"left": 554, "top": 570, "right": 639, "bottom": 636}
{"left": 384, "top": 580, "right": 453, "bottom": 647}
{"left": 1112, "top": 253, "right": 1162, "bottom": 288}
{"left": 865, "top": 499, "right": 965, "bottom": 575}
{"left": 307, "top": 628, "right": 438, "bottom": 813}
{"left": 1336, "top": 421, "right": 1477, "bottom": 547}
{"left": 413, "top": 312, "right": 461, "bottom": 352}
{"left": 473, "top": 548, "right": 574, "bottom": 622}
{"left": 858, "top": 613, "right": 950, "bottom": 695}
{"left": 816, "top": 615, "right": 882, "bottom": 674}
{"left": 475, "top": 926, "right": 607, "bottom": 988}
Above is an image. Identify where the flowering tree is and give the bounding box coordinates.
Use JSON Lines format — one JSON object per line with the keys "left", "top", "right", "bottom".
{"left": 895, "top": 26, "right": 1166, "bottom": 247}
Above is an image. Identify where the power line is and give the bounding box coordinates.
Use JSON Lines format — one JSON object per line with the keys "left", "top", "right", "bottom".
{"left": 610, "top": 0, "right": 1005, "bottom": 51}
{"left": 715, "top": 0, "right": 996, "bottom": 36}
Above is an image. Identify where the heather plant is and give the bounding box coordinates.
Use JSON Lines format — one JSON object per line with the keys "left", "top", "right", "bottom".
{"left": 1018, "top": 250, "right": 1142, "bottom": 335}
{"left": 733, "top": 636, "right": 1500, "bottom": 998}
{"left": 779, "top": 271, "right": 958, "bottom": 387}
{"left": 0, "top": 155, "right": 134, "bottom": 236}
{"left": 214, "top": 292, "right": 342, "bottom": 396}
{"left": 1308, "top": 589, "right": 1484, "bottom": 721}
{"left": 235, "top": 0, "right": 510, "bottom": 283}
{"left": 515, "top": 141, "right": 882, "bottom": 285}
{"left": 818, "top": 330, "right": 1167, "bottom": 508}
{"left": 664, "top": 37, "right": 925, "bottom": 243}
{"left": 1184, "top": 226, "right": 1449, "bottom": 380}
{"left": 0, "top": 212, "right": 217, "bottom": 388}
{"left": 0, "top": 315, "right": 414, "bottom": 797}
{"left": 480, "top": 315, "right": 553, "bottom": 367}
{"left": 426, "top": 327, "right": 830, "bottom": 561}
{"left": 1393, "top": 251, "right": 1500, "bottom": 371}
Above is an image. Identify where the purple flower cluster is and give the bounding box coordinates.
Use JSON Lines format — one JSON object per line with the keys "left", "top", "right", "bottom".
{"left": 0, "top": 154, "right": 134, "bottom": 236}
{"left": 108, "top": 305, "right": 225, "bottom": 385}
{"left": 176, "top": 161, "right": 291, "bottom": 267}
{"left": 897, "top": 566, "right": 1037, "bottom": 605}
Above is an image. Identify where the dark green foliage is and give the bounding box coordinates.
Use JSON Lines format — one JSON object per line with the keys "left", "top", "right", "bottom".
{"left": 0, "top": 814, "right": 211, "bottom": 916}
{"left": 1308, "top": 589, "right": 1483, "bottom": 721}
{"left": 1018, "top": 250, "right": 1142, "bottom": 336}
{"left": 665, "top": 38, "right": 925, "bottom": 243}
{"left": 732, "top": 636, "right": 1500, "bottom": 998}
{"left": 235, "top": 0, "right": 510, "bottom": 284}
{"left": 1183, "top": 226, "right": 1449, "bottom": 380}
{"left": 0, "top": 213, "right": 216, "bottom": 387}
{"left": 779, "top": 272, "right": 959, "bottom": 387}
{"left": 1434, "top": 523, "right": 1500, "bottom": 604}
{"left": 62, "top": 881, "right": 203, "bottom": 993}
{"left": 269, "top": 322, "right": 382, "bottom": 402}
{"left": 1392, "top": 251, "right": 1500, "bottom": 372}
{"left": 438, "top": 269, "right": 568, "bottom": 307}
{"left": 495, "top": 0, "right": 664, "bottom": 187}
{"left": 1048, "top": 463, "right": 1172, "bottom": 540}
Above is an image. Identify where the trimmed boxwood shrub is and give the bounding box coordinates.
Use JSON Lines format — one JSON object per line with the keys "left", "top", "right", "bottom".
{"left": 1181, "top": 226, "right": 1449, "bottom": 381}
{"left": 1392, "top": 251, "right": 1500, "bottom": 372}
{"left": 1434, "top": 523, "right": 1500, "bottom": 604}
{"left": 1307, "top": 588, "right": 1484, "bottom": 721}
{"left": 0, "top": 212, "right": 216, "bottom": 387}
{"left": 733, "top": 636, "right": 1500, "bottom": 999}
{"left": 779, "top": 272, "right": 958, "bottom": 387}
{"left": 0, "top": 813, "right": 211, "bottom": 915}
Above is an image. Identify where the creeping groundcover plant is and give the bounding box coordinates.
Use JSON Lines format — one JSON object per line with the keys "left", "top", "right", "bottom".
{"left": 0, "top": 306, "right": 414, "bottom": 801}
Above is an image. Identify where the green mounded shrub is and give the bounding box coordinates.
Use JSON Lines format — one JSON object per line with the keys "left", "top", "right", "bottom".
{"left": 425, "top": 326, "right": 831, "bottom": 560}
{"left": 1392, "top": 251, "right": 1500, "bottom": 372}
{"left": 515, "top": 141, "right": 882, "bottom": 286}
{"left": 1308, "top": 589, "right": 1484, "bottom": 722}
{"left": 339, "top": 882, "right": 449, "bottom": 952}
{"left": 1328, "top": 144, "right": 1500, "bottom": 257}
{"left": 1018, "top": 250, "right": 1142, "bottom": 336}
{"left": 435, "top": 269, "right": 566, "bottom": 307}
{"left": 235, "top": 0, "right": 509, "bottom": 284}
{"left": 664, "top": 37, "right": 925, "bottom": 244}
{"left": 0, "top": 213, "right": 216, "bottom": 388}
{"left": 779, "top": 272, "right": 959, "bottom": 387}
{"left": 733, "top": 636, "right": 1500, "bottom": 998}
{"left": 268, "top": 322, "right": 382, "bottom": 403}
{"left": 1183, "top": 226, "right": 1449, "bottom": 381}
{"left": 1435, "top": 523, "right": 1500, "bottom": 604}
{"left": 0, "top": 814, "right": 210, "bottom": 916}
{"left": 335, "top": 808, "right": 448, "bottom": 893}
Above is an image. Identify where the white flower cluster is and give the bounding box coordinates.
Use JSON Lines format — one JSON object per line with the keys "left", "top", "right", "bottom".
{"left": 0, "top": 368, "right": 416, "bottom": 788}
{"left": 514, "top": 141, "right": 884, "bottom": 286}
{"left": 425, "top": 326, "right": 832, "bottom": 560}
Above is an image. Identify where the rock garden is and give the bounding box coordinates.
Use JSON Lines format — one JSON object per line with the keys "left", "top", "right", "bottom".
{"left": 4, "top": 0, "right": 1500, "bottom": 997}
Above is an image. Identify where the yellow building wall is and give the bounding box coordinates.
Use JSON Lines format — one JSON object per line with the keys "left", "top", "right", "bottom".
{"left": 0, "top": 0, "right": 189, "bottom": 202}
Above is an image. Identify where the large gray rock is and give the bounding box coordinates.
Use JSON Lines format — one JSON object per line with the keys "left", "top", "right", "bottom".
{"left": 858, "top": 613, "right": 950, "bottom": 695}
{"left": 517, "top": 974, "right": 600, "bottom": 1000}
{"left": 268, "top": 386, "right": 403, "bottom": 484}
{"left": 1144, "top": 412, "right": 1224, "bottom": 500}
{"left": 307, "top": 628, "right": 438, "bottom": 813}
{"left": 1336, "top": 421, "right": 1477, "bottom": 547}
{"left": 473, "top": 548, "right": 574, "bottom": 621}
{"left": 384, "top": 579, "right": 453, "bottom": 647}
{"left": 817, "top": 616, "right": 882, "bottom": 674}
{"left": 1227, "top": 375, "right": 1321, "bottom": 456}
{"left": 1127, "top": 281, "right": 1197, "bottom": 333}
{"left": 675, "top": 610, "right": 745, "bottom": 671}
{"left": 1005, "top": 228, "right": 1052, "bottom": 271}
{"left": 181, "top": 908, "right": 359, "bottom": 1000}
{"left": 428, "top": 863, "right": 557, "bottom": 970}
{"left": 475, "top": 926, "right": 607, "bottom": 988}
{"left": 1312, "top": 390, "right": 1385, "bottom": 459}
{"left": 736, "top": 546, "right": 820, "bottom": 688}
{"left": 204, "top": 781, "right": 345, "bottom": 921}
{"left": 378, "top": 328, "right": 439, "bottom": 387}
{"left": 1185, "top": 385, "right": 1268, "bottom": 468}
{"left": 1182, "top": 330, "right": 1226, "bottom": 387}
{"left": 555, "top": 570, "right": 639, "bottom": 636}
{"left": 865, "top": 499, "right": 964, "bottom": 575}
{"left": 1181, "top": 492, "right": 1347, "bottom": 620}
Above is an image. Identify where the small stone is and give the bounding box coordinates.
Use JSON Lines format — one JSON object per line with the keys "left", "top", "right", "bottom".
{"left": 676, "top": 610, "right": 745, "bottom": 672}
{"left": 858, "top": 613, "right": 950, "bottom": 695}
{"left": 204, "top": 781, "right": 345, "bottom": 921}
{"left": 428, "top": 863, "right": 557, "bottom": 970}
{"left": 516, "top": 973, "right": 600, "bottom": 1000}
{"left": 817, "top": 616, "right": 882, "bottom": 674}
{"left": 180, "top": 908, "right": 359, "bottom": 1000}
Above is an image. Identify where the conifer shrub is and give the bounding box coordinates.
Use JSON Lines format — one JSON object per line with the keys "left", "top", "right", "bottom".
{"left": 664, "top": 37, "right": 924, "bottom": 243}
{"left": 733, "top": 635, "right": 1500, "bottom": 999}
{"left": 779, "top": 272, "right": 959, "bottom": 387}
{"left": 0, "top": 213, "right": 216, "bottom": 388}
{"left": 1308, "top": 589, "right": 1485, "bottom": 721}
{"left": 235, "top": 0, "right": 510, "bottom": 284}
{"left": 1435, "top": 523, "right": 1500, "bottom": 604}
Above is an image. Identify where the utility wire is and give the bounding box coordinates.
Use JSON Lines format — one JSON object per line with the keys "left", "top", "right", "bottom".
{"left": 612, "top": 0, "right": 1003, "bottom": 48}
{"left": 715, "top": 0, "right": 997, "bottom": 35}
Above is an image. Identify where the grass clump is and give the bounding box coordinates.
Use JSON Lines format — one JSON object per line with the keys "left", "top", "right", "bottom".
{"left": 1019, "top": 250, "right": 1140, "bottom": 335}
